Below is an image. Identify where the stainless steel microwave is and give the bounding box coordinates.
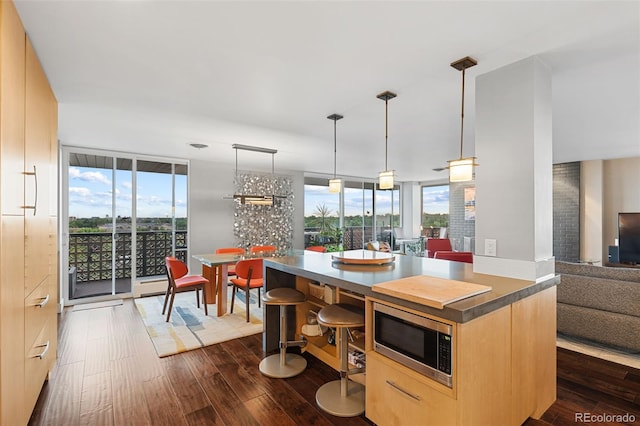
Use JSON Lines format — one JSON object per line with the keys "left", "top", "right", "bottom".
{"left": 373, "top": 302, "right": 453, "bottom": 387}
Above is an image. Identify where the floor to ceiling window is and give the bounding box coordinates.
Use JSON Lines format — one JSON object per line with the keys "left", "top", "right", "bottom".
{"left": 303, "top": 177, "right": 399, "bottom": 251}
{"left": 343, "top": 181, "right": 375, "bottom": 250}
{"left": 422, "top": 184, "right": 449, "bottom": 237}
{"left": 375, "top": 184, "right": 400, "bottom": 248}
{"left": 303, "top": 178, "right": 341, "bottom": 249}
{"left": 64, "top": 149, "right": 188, "bottom": 304}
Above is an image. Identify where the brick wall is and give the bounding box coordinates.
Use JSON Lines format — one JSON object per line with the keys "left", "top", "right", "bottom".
{"left": 446, "top": 163, "right": 579, "bottom": 259}
{"left": 553, "top": 162, "right": 580, "bottom": 262}
{"left": 449, "top": 181, "right": 476, "bottom": 252}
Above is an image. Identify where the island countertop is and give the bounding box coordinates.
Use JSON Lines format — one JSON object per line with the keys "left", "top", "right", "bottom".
{"left": 264, "top": 250, "right": 559, "bottom": 323}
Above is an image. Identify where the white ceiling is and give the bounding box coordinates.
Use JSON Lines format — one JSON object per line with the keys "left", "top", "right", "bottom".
{"left": 15, "top": 1, "right": 640, "bottom": 182}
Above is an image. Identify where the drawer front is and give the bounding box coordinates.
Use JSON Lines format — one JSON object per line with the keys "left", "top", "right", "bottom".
{"left": 25, "top": 320, "right": 53, "bottom": 415}
{"left": 25, "top": 277, "right": 54, "bottom": 349}
{"left": 366, "top": 353, "right": 456, "bottom": 426}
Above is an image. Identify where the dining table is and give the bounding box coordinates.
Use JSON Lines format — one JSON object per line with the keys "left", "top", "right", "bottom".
{"left": 192, "top": 252, "right": 245, "bottom": 317}
{"left": 193, "top": 249, "right": 302, "bottom": 317}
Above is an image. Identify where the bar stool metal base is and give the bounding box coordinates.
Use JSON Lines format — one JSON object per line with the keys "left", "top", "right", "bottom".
{"left": 316, "top": 380, "right": 365, "bottom": 417}
{"left": 259, "top": 353, "right": 307, "bottom": 378}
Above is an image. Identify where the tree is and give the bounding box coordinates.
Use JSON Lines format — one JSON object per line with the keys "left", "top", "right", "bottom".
{"left": 314, "top": 203, "right": 332, "bottom": 232}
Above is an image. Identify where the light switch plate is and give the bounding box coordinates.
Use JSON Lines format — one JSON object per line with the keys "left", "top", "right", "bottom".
{"left": 485, "top": 239, "right": 497, "bottom": 257}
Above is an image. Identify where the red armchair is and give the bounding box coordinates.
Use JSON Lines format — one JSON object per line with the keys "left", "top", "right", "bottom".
{"left": 434, "top": 251, "right": 473, "bottom": 264}
{"left": 426, "top": 238, "right": 452, "bottom": 258}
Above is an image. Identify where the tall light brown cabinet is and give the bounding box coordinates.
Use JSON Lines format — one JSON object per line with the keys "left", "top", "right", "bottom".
{"left": 1, "top": 1, "right": 58, "bottom": 424}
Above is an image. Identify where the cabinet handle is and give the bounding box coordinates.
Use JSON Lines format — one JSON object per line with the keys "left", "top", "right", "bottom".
{"left": 35, "top": 294, "right": 50, "bottom": 308}
{"left": 35, "top": 341, "right": 50, "bottom": 359}
{"left": 22, "top": 165, "right": 38, "bottom": 216}
{"left": 386, "top": 380, "right": 421, "bottom": 401}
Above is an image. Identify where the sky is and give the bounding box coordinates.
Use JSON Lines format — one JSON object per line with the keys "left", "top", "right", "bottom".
{"left": 422, "top": 185, "right": 449, "bottom": 214}
{"left": 304, "top": 184, "right": 449, "bottom": 217}
{"left": 68, "top": 166, "right": 187, "bottom": 219}
{"left": 304, "top": 184, "right": 400, "bottom": 217}
{"left": 70, "top": 166, "right": 445, "bottom": 220}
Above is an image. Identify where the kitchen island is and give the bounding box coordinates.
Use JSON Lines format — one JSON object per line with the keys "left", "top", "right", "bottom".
{"left": 263, "top": 250, "right": 559, "bottom": 426}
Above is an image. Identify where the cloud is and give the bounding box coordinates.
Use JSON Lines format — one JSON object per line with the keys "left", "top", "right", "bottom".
{"left": 69, "top": 167, "right": 111, "bottom": 185}
{"left": 137, "top": 194, "right": 172, "bottom": 206}
{"left": 69, "top": 187, "right": 91, "bottom": 197}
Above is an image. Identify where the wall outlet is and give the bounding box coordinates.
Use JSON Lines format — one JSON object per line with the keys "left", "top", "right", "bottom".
{"left": 485, "top": 239, "right": 497, "bottom": 257}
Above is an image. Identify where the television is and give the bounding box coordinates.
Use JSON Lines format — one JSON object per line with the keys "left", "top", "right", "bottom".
{"left": 618, "top": 212, "right": 640, "bottom": 265}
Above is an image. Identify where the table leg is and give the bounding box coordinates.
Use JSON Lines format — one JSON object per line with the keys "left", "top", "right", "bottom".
{"left": 202, "top": 264, "right": 217, "bottom": 305}
{"left": 217, "top": 264, "right": 228, "bottom": 317}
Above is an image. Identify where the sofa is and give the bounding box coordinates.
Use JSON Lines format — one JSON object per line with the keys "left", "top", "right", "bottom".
{"left": 556, "top": 261, "right": 640, "bottom": 352}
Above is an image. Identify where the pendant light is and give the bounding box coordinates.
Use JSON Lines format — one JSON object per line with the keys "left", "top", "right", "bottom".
{"left": 377, "top": 90, "right": 397, "bottom": 190}
{"left": 230, "top": 144, "right": 285, "bottom": 205}
{"left": 448, "top": 56, "right": 478, "bottom": 182}
{"left": 327, "top": 113, "right": 343, "bottom": 193}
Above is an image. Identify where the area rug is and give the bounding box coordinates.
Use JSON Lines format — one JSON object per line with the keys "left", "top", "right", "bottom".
{"left": 134, "top": 290, "right": 263, "bottom": 357}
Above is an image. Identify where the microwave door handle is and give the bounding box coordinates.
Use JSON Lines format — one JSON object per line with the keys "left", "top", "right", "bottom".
{"left": 386, "top": 380, "right": 421, "bottom": 401}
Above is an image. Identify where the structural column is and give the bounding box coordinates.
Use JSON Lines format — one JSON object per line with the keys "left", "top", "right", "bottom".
{"left": 473, "top": 56, "right": 554, "bottom": 281}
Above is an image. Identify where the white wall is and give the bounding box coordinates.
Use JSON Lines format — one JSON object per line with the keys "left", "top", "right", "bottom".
{"left": 580, "top": 160, "right": 603, "bottom": 264}
{"left": 602, "top": 157, "right": 640, "bottom": 262}
{"left": 401, "top": 181, "right": 422, "bottom": 238}
{"left": 474, "top": 56, "right": 554, "bottom": 280}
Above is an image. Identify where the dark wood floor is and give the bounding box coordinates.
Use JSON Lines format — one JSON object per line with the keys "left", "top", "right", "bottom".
{"left": 29, "top": 299, "right": 640, "bottom": 425}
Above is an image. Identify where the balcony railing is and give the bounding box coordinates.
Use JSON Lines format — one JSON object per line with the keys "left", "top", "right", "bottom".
{"left": 304, "top": 226, "right": 393, "bottom": 251}
{"left": 68, "top": 231, "right": 187, "bottom": 283}
{"left": 69, "top": 226, "right": 409, "bottom": 285}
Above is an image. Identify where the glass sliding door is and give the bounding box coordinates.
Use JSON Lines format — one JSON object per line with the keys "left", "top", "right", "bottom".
{"left": 343, "top": 181, "right": 374, "bottom": 250}
{"left": 303, "top": 177, "right": 380, "bottom": 251}
{"left": 303, "top": 178, "right": 340, "bottom": 250}
{"left": 67, "top": 153, "right": 133, "bottom": 299}
{"left": 135, "top": 160, "right": 189, "bottom": 278}
{"left": 64, "top": 149, "right": 189, "bottom": 304}
{"left": 375, "top": 184, "right": 400, "bottom": 249}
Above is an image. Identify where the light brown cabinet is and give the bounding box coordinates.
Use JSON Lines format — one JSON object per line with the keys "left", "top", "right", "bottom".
{"left": 0, "top": 0, "right": 25, "bottom": 216}
{"left": 367, "top": 352, "right": 456, "bottom": 425}
{"left": 1, "top": 1, "right": 58, "bottom": 424}
{"left": 365, "top": 286, "right": 557, "bottom": 426}
{"left": 24, "top": 37, "right": 55, "bottom": 297}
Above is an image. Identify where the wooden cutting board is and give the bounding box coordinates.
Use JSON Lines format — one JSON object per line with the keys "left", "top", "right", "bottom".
{"left": 372, "top": 275, "right": 492, "bottom": 309}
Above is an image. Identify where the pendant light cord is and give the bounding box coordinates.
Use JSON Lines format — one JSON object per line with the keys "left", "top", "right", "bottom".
{"left": 459, "top": 67, "right": 466, "bottom": 159}
{"left": 385, "top": 97, "right": 389, "bottom": 171}
{"left": 333, "top": 119, "right": 337, "bottom": 179}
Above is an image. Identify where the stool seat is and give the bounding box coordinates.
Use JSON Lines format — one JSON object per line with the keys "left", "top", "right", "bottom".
{"left": 315, "top": 303, "right": 366, "bottom": 417}
{"left": 259, "top": 288, "right": 307, "bottom": 378}
{"left": 317, "top": 303, "right": 365, "bottom": 328}
{"left": 262, "top": 287, "right": 306, "bottom": 305}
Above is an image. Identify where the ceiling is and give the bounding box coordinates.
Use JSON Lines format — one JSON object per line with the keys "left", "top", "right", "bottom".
{"left": 15, "top": 1, "right": 640, "bottom": 183}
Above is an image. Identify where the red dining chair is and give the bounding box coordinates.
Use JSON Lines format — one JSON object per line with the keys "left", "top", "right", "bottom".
{"left": 230, "top": 258, "right": 263, "bottom": 322}
{"left": 250, "top": 245, "right": 277, "bottom": 256}
{"left": 434, "top": 251, "right": 474, "bottom": 264}
{"left": 163, "top": 257, "right": 208, "bottom": 322}
{"left": 305, "top": 246, "right": 327, "bottom": 253}
{"left": 215, "top": 247, "right": 246, "bottom": 277}
{"left": 426, "top": 238, "right": 453, "bottom": 258}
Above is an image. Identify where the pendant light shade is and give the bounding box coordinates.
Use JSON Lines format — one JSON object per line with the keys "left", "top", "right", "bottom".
{"left": 448, "top": 158, "right": 475, "bottom": 182}
{"left": 328, "top": 178, "right": 342, "bottom": 193}
{"left": 377, "top": 91, "right": 397, "bottom": 190}
{"left": 448, "top": 56, "right": 478, "bottom": 183}
{"left": 327, "top": 113, "right": 343, "bottom": 193}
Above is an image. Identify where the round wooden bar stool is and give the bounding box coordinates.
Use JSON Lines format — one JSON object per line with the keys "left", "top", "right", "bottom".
{"left": 315, "top": 303, "right": 366, "bottom": 417}
{"left": 259, "top": 288, "right": 308, "bottom": 378}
